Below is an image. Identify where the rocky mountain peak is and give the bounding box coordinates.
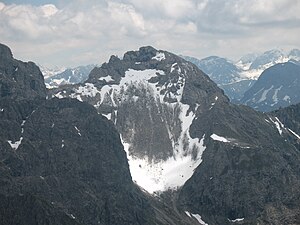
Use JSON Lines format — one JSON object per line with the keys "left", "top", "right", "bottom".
{"left": 50, "top": 46, "right": 230, "bottom": 193}
{"left": 0, "top": 43, "right": 13, "bottom": 59}
{"left": 289, "top": 49, "right": 300, "bottom": 61}
{"left": 0, "top": 43, "right": 46, "bottom": 100}
{"left": 123, "top": 46, "right": 158, "bottom": 62}
{"left": 249, "top": 49, "right": 286, "bottom": 70}
{"left": 0, "top": 43, "right": 196, "bottom": 225}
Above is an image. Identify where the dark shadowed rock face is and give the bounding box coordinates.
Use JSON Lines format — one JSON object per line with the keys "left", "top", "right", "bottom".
{"left": 179, "top": 102, "right": 300, "bottom": 225}
{"left": 0, "top": 97, "right": 197, "bottom": 225}
{"left": 271, "top": 103, "right": 300, "bottom": 150}
{"left": 0, "top": 98, "right": 151, "bottom": 225}
{"left": 0, "top": 43, "right": 46, "bottom": 100}
{"left": 0, "top": 194, "right": 82, "bottom": 225}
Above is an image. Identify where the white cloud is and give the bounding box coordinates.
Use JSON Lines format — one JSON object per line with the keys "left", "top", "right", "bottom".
{"left": 0, "top": 2, "right": 5, "bottom": 10}
{"left": 41, "top": 4, "right": 58, "bottom": 17}
{"left": 107, "top": 2, "right": 146, "bottom": 34}
{"left": 0, "top": 0, "right": 299, "bottom": 67}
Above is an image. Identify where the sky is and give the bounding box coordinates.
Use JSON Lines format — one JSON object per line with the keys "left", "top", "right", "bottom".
{"left": 0, "top": 0, "right": 299, "bottom": 68}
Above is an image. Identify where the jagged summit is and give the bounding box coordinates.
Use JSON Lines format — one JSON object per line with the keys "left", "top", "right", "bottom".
{"left": 50, "top": 45, "right": 228, "bottom": 193}
{"left": 0, "top": 43, "right": 13, "bottom": 59}
{"left": 0, "top": 43, "right": 46, "bottom": 100}
{"left": 123, "top": 46, "right": 158, "bottom": 61}
{"left": 87, "top": 45, "right": 227, "bottom": 104}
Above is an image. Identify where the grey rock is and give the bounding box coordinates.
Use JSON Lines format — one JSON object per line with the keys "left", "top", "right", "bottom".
{"left": 0, "top": 43, "right": 46, "bottom": 101}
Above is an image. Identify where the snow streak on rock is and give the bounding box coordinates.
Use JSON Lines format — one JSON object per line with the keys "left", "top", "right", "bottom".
{"left": 210, "top": 133, "right": 230, "bottom": 143}
{"left": 103, "top": 68, "right": 207, "bottom": 193}
{"left": 185, "top": 211, "right": 209, "bottom": 225}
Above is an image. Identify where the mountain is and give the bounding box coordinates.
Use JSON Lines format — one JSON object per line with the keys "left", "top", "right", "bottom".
{"left": 237, "top": 49, "right": 299, "bottom": 81}
{"left": 182, "top": 55, "right": 241, "bottom": 85}
{"left": 248, "top": 49, "right": 287, "bottom": 71}
{"left": 182, "top": 55, "right": 252, "bottom": 101}
{"left": 51, "top": 46, "right": 300, "bottom": 224}
{"left": 39, "top": 65, "right": 66, "bottom": 79}
{"left": 289, "top": 49, "right": 300, "bottom": 61}
{"left": 51, "top": 47, "right": 227, "bottom": 194}
{"left": 235, "top": 53, "right": 259, "bottom": 70}
{"left": 0, "top": 44, "right": 46, "bottom": 100}
{"left": 220, "top": 79, "right": 256, "bottom": 103}
{"left": 44, "top": 65, "right": 95, "bottom": 88}
{"left": 0, "top": 43, "right": 196, "bottom": 225}
{"left": 184, "top": 49, "right": 300, "bottom": 104}
{"left": 241, "top": 61, "right": 300, "bottom": 112}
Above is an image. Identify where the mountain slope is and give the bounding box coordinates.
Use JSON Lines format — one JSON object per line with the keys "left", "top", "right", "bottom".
{"left": 51, "top": 46, "right": 228, "bottom": 193}
{"left": 51, "top": 46, "right": 300, "bottom": 224}
{"left": 241, "top": 61, "right": 300, "bottom": 111}
{"left": 0, "top": 43, "right": 197, "bottom": 225}
{"left": 178, "top": 102, "right": 300, "bottom": 224}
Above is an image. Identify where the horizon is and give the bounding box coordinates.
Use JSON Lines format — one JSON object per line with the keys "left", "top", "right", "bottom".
{"left": 0, "top": 0, "right": 299, "bottom": 68}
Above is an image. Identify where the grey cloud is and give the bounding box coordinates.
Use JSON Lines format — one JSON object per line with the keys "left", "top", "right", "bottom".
{"left": 0, "top": 0, "right": 299, "bottom": 67}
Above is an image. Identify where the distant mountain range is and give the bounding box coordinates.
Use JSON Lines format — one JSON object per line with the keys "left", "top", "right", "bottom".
{"left": 241, "top": 61, "right": 300, "bottom": 111}
{"left": 41, "top": 65, "right": 95, "bottom": 88}
{"left": 182, "top": 48, "right": 300, "bottom": 107}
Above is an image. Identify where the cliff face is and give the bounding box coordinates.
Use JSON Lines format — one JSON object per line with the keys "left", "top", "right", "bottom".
{"left": 0, "top": 97, "right": 155, "bottom": 225}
